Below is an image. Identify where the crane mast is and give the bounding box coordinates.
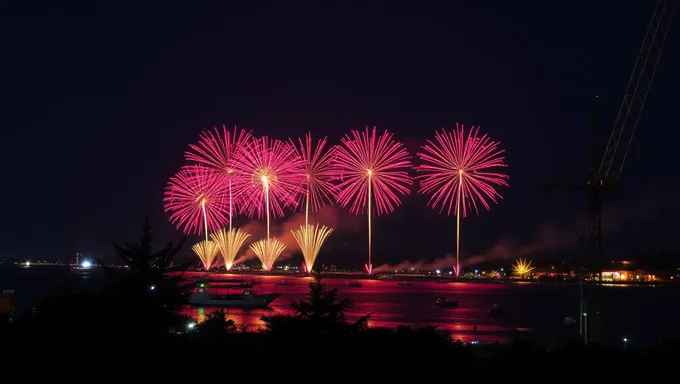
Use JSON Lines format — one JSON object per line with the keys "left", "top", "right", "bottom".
{"left": 543, "top": 0, "right": 676, "bottom": 344}
{"left": 598, "top": 0, "right": 677, "bottom": 183}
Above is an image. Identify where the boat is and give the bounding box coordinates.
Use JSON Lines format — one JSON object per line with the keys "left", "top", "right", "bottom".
{"left": 435, "top": 297, "right": 458, "bottom": 307}
{"left": 188, "top": 288, "right": 278, "bottom": 308}
{"left": 489, "top": 303, "right": 505, "bottom": 318}
{"left": 237, "top": 280, "right": 255, "bottom": 288}
{"left": 397, "top": 281, "right": 412, "bottom": 286}
{"left": 70, "top": 254, "right": 94, "bottom": 273}
{"left": 346, "top": 281, "right": 362, "bottom": 288}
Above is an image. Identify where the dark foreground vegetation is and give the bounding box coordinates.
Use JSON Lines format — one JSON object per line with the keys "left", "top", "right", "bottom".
{"left": 1, "top": 220, "right": 677, "bottom": 376}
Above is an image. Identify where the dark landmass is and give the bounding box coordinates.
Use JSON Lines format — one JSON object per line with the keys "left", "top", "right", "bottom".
{"left": 1, "top": 220, "right": 676, "bottom": 376}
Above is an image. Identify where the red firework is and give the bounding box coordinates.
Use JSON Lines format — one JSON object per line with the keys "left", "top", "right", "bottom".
{"left": 232, "top": 136, "right": 305, "bottom": 220}
{"left": 184, "top": 125, "right": 252, "bottom": 228}
{"left": 416, "top": 124, "right": 509, "bottom": 216}
{"left": 334, "top": 126, "right": 413, "bottom": 274}
{"left": 163, "top": 165, "right": 229, "bottom": 239}
{"left": 291, "top": 132, "right": 339, "bottom": 222}
{"left": 334, "top": 126, "right": 413, "bottom": 215}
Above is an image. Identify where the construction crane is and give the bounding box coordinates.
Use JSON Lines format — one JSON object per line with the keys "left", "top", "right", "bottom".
{"left": 547, "top": 0, "right": 676, "bottom": 343}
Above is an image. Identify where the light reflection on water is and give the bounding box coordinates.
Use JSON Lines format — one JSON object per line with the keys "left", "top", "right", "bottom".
{"left": 178, "top": 272, "right": 567, "bottom": 344}
{"left": 4, "top": 266, "right": 677, "bottom": 345}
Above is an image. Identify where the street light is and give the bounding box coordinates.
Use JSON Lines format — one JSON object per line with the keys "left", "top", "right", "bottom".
{"left": 623, "top": 337, "right": 628, "bottom": 350}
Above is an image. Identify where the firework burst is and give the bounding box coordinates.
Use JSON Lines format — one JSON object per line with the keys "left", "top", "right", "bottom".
{"left": 185, "top": 125, "right": 252, "bottom": 230}
{"left": 291, "top": 132, "right": 339, "bottom": 225}
{"left": 290, "top": 132, "right": 337, "bottom": 272}
{"left": 211, "top": 228, "right": 251, "bottom": 271}
{"left": 192, "top": 240, "right": 220, "bottom": 271}
{"left": 233, "top": 136, "right": 305, "bottom": 235}
{"left": 291, "top": 224, "right": 334, "bottom": 273}
{"left": 163, "top": 165, "right": 229, "bottom": 241}
{"left": 416, "top": 124, "right": 509, "bottom": 277}
{"left": 250, "top": 238, "right": 286, "bottom": 272}
{"left": 334, "top": 126, "right": 413, "bottom": 274}
{"left": 512, "top": 258, "right": 534, "bottom": 278}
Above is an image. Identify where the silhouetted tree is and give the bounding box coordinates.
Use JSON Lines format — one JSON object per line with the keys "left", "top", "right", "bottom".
{"left": 113, "top": 215, "right": 186, "bottom": 276}
{"left": 196, "top": 309, "right": 237, "bottom": 336}
{"left": 106, "top": 216, "right": 191, "bottom": 334}
{"left": 262, "top": 272, "right": 369, "bottom": 335}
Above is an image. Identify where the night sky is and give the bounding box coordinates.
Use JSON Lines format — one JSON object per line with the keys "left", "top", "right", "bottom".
{"left": 1, "top": 1, "right": 678, "bottom": 267}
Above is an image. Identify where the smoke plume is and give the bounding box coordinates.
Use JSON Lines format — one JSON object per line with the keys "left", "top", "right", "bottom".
{"left": 374, "top": 191, "right": 672, "bottom": 272}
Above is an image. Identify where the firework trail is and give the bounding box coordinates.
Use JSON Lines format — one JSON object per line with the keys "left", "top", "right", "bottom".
{"left": 290, "top": 132, "right": 337, "bottom": 272}
{"left": 234, "top": 136, "right": 304, "bottom": 271}
{"left": 192, "top": 240, "right": 220, "bottom": 271}
{"left": 163, "top": 165, "right": 229, "bottom": 241}
{"left": 416, "top": 124, "right": 508, "bottom": 276}
{"left": 334, "top": 126, "right": 413, "bottom": 274}
{"left": 211, "top": 228, "right": 251, "bottom": 271}
{"left": 185, "top": 125, "right": 252, "bottom": 230}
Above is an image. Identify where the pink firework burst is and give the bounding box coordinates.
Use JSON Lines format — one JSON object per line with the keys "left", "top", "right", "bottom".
{"left": 232, "top": 136, "right": 305, "bottom": 221}
{"left": 334, "top": 126, "right": 413, "bottom": 274}
{"left": 291, "top": 132, "right": 339, "bottom": 223}
{"left": 335, "top": 126, "right": 413, "bottom": 215}
{"left": 184, "top": 125, "right": 252, "bottom": 229}
{"left": 416, "top": 124, "right": 509, "bottom": 216}
{"left": 163, "top": 165, "right": 230, "bottom": 239}
{"left": 416, "top": 123, "right": 508, "bottom": 277}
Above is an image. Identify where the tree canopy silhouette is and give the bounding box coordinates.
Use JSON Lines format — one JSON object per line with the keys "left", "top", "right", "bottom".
{"left": 113, "top": 215, "right": 186, "bottom": 276}
{"left": 262, "top": 272, "right": 369, "bottom": 335}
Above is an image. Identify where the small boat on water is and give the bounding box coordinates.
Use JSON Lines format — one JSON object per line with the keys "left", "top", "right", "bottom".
{"left": 237, "top": 280, "right": 256, "bottom": 288}
{"left": 397, "top": 281, "right": 412, "bottom": 286}
{"left": 347, "top": 281, "right": 362, "bottom": 288}
{"left": 188, "top": 287, "right": 278, "bottom": 308}
{"left": 435, "top": 297, "right": 458, "bottom": 307}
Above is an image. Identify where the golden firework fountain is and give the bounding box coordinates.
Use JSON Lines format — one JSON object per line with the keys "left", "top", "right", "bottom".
{"left": 192, "top": 239, "right": 219, "bottom": 271}
{"left": 250, "top": 175, "right": 285, "bottom": 272}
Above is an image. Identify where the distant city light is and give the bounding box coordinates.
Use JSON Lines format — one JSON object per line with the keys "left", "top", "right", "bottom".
{"left": 435, "top": 269, "right": 441, "bottom": 275}
{"left": 187, "top": 322, "right": 196, "bottom": 330}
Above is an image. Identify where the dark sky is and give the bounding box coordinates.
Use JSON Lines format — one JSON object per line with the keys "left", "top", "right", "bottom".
{"left": 1, "top": 1, "right": 678, "bottom": 267}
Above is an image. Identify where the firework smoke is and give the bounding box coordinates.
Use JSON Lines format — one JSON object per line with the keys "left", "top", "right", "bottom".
{"left": 374, "top": 191, "right": 671, "bottom": 273}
